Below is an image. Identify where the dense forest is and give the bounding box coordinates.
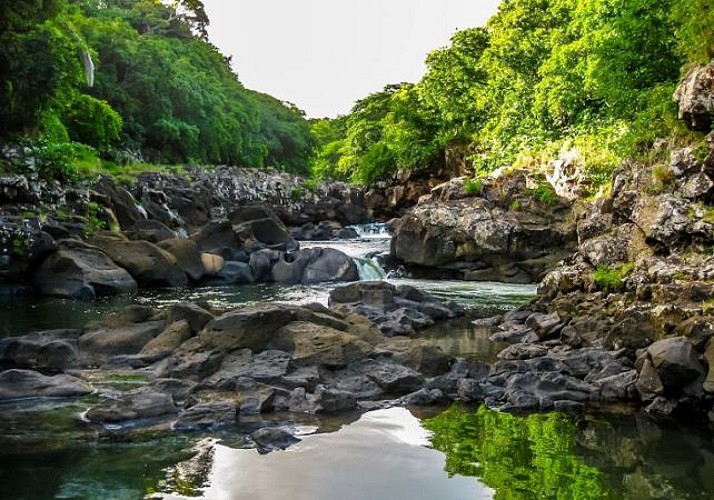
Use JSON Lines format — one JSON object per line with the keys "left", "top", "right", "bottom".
{"left": 0, "top": 0, "right": 314, "bottom": 177}
{"left": 311, "top": 0, "right": 714, "bottom": 190}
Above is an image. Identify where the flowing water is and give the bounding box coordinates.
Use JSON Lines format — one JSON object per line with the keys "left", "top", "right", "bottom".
{"left": 1, "top": 227, "right": 713, "bottom": 499}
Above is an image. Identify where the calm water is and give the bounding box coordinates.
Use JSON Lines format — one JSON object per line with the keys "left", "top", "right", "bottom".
{"left": 1, "top": 236, "right": 713, "bottom": 499}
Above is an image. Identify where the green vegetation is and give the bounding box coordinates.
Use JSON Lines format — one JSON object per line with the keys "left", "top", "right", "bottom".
{"left": 464, "top": 177, "right": 482, "bottom": 195}
{"left": 424, "top": 405, "right": 610, "bottom": 499}
{"left": 592, "top": 262, "right": 634, "bottom": 292}
{"left": 1, "top": 0, "right": 314, "bottom": 178}
{"left": 311, "top": 0, "right": 711, "bottom": 188}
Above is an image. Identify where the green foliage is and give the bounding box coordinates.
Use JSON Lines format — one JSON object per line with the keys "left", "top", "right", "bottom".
{"left": 424, "top": 405, "right": 610, "bottom": 499}
{"left": 529, "top": 180, "right": 558, "bottom": 205}
{"left": 592, "top": 262, "right": 634, "bottom": 292}
{"left": 464, "top": 177, "right": 482, "bottom": 195}
{"left": 650, "top": 163, "right": 675, "bottom": 193}
{"left": 32, "top": 140, "right": 98, "bottom": 182}
{"left": 312, "top": 0, "right": 704, "bottom": 189}
{"left": 0, "top": 0, "right": 314, "bottom": 176}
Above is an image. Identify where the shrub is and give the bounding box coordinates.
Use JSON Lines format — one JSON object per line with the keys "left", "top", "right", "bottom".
{"left": 530, "top": 181, "right": 558, "bottom": 205}
{"left": 592, "top": 263, "right": 634, "bottom": 292}
{"left": 464, "top": 177, "right": 483, "bottom": 195}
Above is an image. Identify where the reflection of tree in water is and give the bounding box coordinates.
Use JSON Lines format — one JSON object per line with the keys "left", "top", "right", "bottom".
{"left": 424, "top": 405, "right": 714, "bottom": 500}
{"left": 424, "top": 405, "right": 610, "bottom": 499}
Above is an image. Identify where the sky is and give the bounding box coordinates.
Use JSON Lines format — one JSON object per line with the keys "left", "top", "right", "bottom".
{"left": 202, "top": 0, "right": 501, "bottom": 118}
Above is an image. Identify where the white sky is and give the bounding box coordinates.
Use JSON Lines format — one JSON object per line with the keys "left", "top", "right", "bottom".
{"left": 202, "top": 0, "right": 501, "bottom": 118}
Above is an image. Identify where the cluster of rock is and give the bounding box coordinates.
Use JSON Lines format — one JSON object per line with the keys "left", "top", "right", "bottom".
{"left": 0, "top": 282, "right": 466, "bottom": 439}
{"left": 388, "top": 171, "right": 576, "bottom": 283}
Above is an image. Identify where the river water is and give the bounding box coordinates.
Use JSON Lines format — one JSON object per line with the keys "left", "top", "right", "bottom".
{"left": 1, "top": 228, "right": 713, "bottom": 499}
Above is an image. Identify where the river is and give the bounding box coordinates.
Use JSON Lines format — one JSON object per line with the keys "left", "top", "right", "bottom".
{"left": 1, "top": 228, "right": 713, "bottom": 499}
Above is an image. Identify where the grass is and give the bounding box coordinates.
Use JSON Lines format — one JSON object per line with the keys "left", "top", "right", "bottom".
{"left": 464, "top": 177, "right": 483, "bottom": 195}
{"left": 592, "top": 262, "right": 634, "bottom": 292}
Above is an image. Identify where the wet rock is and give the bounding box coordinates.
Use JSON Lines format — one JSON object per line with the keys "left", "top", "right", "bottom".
{"left": 595, "top": 369, "right": 639, "bottom": 401}
{"left": 251, "top": 427, "right": 301, "bottom": 454}
{"left": 218, "top": 261, "right": 254, "bottom": 285}
{"left": 249, "top": 249, "right": 279, "bottom": 281}
{"left": 200, "top": 253, "right": 225, "bottom": 275}
{"left": 525, "top": 312, "right": 562, "bottom": 340}
{"left": 92, "top": 236, "right": 188, "bottom": 288}
{"left": 173, "top": 401, "right": 237, "bottom": 431}
{"left": 191, "top": 220, "right": 238, "bottom": 254}
{"left": 166, "top": 302, "right": 214, "bottom": 334}
{"left": 86, "top": 389, "right": 177, "bottom": 423}
{"left": 148, "top": 378, "right": 197, "bottom": 403}
{"left": 374, "top": 337, "right": 451, "bottom": 377}
{"left": 205, "top": 350, "right": 291, "bottom": 389}
{"left": 32, "top": 240, "right": 138, "bottom": 299}
{"left": 79, "top": 320, "right": 165, "bottom": 365}
{"left": 0, "top": 329, "right": 81, "bottom": 372}
{"left": 237, "top": 378, "right": 278, "bottom": 415}
{"left": 95, "top": 177, "right": 147, "bottom": 229}
{"left": 300, "top": 247, "right": 359, "bottom": 284}
{"left": 645, "top": 396, "right": 678, "bottom": 422}
{"left": 402, "top": 388, "right": 445, "bottom": 406}
{"left": 497, "top": 343, "right": 549, "bottom": 360}
{"left": 314, "top": 385, "right": 357, "bottom": 412}
{"left": 0, "top": 369, "right": 92, "bottom": 400}
{"left": 199, "top": 305, "right": 295, "bottom": 351}
{"left": 139, "top": 320, "right": 192, "bottom": 361}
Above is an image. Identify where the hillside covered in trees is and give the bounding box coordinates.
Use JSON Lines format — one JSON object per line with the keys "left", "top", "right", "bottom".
{"left": 311, "top": 0, "right": 714, "bottom": 189}
{"left": 0, "top": 0, "right": 314, "bottom": 176}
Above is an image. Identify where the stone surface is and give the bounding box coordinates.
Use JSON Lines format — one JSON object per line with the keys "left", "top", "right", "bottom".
{"left": 674, "top": 62, "right": 714, "bottom": 131}
{"left": 32, "top": 240, "right": 138, "bottom": 299}
{"left": 86, "top": 389, "right": 177, "bottom": 423}
{"left": 173, "top": 401, "right": 237, "bottom": 431}
{"left": 251, "top": 427, "right": 301, "bottom": 454}
{"left": 0, "top": 369, "right": 92, "bottom": 400}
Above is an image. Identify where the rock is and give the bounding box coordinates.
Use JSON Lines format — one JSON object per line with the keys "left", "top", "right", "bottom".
{"left": 595, "top": 369, "right": 638, "bottom": 401}
{"left": 92, "top": 237, "right": 188, "bottom": 288}
{"left": 173, "top": 401, "right": 237, "bottom": 431}
{"left": 300, "top": 247, "right": 359, "bottom": 284}
{"left": 86, "top": 389, "right": 177, "bottom": 423}
{"left": 374, "top": 338, "right": 451, "bottom": 377}
{"left": 647, "top": 337, "right": 706, "bottom": 390}
{"left": 703, "top": 340, "right": 714, "bottom": 393}
{"left": 0, "top": 329, "right": 81, "bottom": 372}
{"left": 636, "top": 358, "right": 665, "bottom": 401}
{"left": 199, "top": 305, "right": 295, "bottom": 351}
{"left": 645, "top": 396, "right": 678, "bottom": 422}
{"left": 232, "top": 205, "right": 295, "bottom": 250}
{"left": 314, "top": 385, "right": 357, "bottom": 412}
{"left": 31, "top": 240, "right": 138, "bottom": 299}
{"left": 79, "top": 320, "right": 165, "bottom": 365}
{"left": 166, "top": 303, "right": 214, "bottom": 334}
{"left": 157, "top": 238, "right": 205, "bottom": 282}
{"left": 525, "top": 312, "right": 562, "bottom": 340}
{"left": 205, "top": 350, "right": 291, "bottom": 389}
{"left": 0, "top": 369, "right": 92, "bottom": 400}
{"left": 402, "top": 388, "right": 445, "bottom": 406}
{"left": 237, "top": 377, "right": 278, "bottom": 415}
{"left": 337, "top": 227, "right": 360, "bottom": 239}
{"left": 148, "top": 378, "right": 197, "bottom": 403}
{"left": 271, "top": 321, "right": 370, "bottom": 368}
{"left": 191, "top": 220, "right": 238, "bottom": 254}
{"left": 95, "top": 177, "right": 147, "bottom": 229}
{"left": 357, "top": 359, "right": 425, "bottom": 394}
{"left": 251, "top": 427, "right": 301, "bottom": 454}
{"left": 674, "top": 62, "right": 714, "bottom": 131}
{"left": 139, "top": 320, "right": 192, "bottom": 361}
{"left": 249, "top": 249, "right": 279, "bottom": 281}
{"left": 216, "top": 261, "right": 254, "bottom": 284}
{"left": 126, "top": 219, "right": 177, "bottom": 243}
{"left": 497, "top": 343, "right": 549, "bottom": 360}
{"left": 200, "top": 253, "right": 225, "bottom": 275}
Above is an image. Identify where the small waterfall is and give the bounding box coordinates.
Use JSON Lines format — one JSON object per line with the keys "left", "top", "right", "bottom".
{"left": 348, "top": 222, "right": 390, "bottom": 239}
{"left": 353, "top": 256, "right": 386, "bottom": 281}
{"left": 81, "top": 49, "right": 95, "bottom": 87}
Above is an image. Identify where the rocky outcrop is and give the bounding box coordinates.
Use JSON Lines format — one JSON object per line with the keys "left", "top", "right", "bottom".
{"left": 389, "top": 171, "right": 576, "bottom": 282}
{"left": 0, "top": 369, "right": 92, "bottom": 400}
{"left": 674, "top": 62, "right": 714, "bottom": 131}
{"left": 31, "top": 239, "right": 138, "bottom": 299}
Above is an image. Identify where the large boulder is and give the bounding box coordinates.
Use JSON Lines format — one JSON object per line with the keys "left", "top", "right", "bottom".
{"left": 125, "top": 219, "right": 177, "bottom": 243}
{"left": 646, "top": 337, "right": 706, "bottom": 391}
{"left": 92, "top": 235, "right": 188, "bottom": 288}
{"left": 674, "top": 62, "right": 714, "bottom": 131}
{"left": 157, "top": 238, "right": 205, "bottom": 282}
{"left": 85, "top": 389, "right": 177, "bottom": 423}
{"left": 0, "top": 369, "right": 92, "bottom": 400}
{"left": 272, "top": 247, "right": 359, "bottom": 284}
{"left": 0, "top": 329, "right": 81, "bottom": 372}
{"left": 231, "top": 205, "right": 296, "bottom": 251}
{"left": 32, "top": 240, "right": 138, "bottom": 299}
{"left": 94, "top": 176, "right": 147, "bottom": 229}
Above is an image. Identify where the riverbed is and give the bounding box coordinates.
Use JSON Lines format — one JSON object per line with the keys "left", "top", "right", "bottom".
{"left": 1, "top": 232, "right": 713, "bottom": 499}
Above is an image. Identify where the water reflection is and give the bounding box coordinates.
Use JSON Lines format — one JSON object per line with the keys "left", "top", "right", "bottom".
{"left": 424, "top": 405, "right": 714, "bottom": 500}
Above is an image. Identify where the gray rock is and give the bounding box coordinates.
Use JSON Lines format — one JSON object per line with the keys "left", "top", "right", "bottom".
{"left": 647, "top": 337, "right": 706, "bottom": 390}
{"left": 217, "top": 261, "right": 254, "bottom": 284}
{"left": 126, "top": 219, "right": 177, "bottom": 243}
{"left": 251, "top": 427, "right": 301, "bottom": 454}
{"left": 32, "top": 240, "right": 138, "bottom": 299}
{"left": 86, "top": 389, "right": 177, "bottom": 423}
{"left": 497, "top": 343, "right": 549, "bottom": 360}
{"left": 173, "top": 401, "right": 237, "bottom": 431}
{"left": 0, "top": 329, "right": 81, "bottom": 372}
{"left": 0, "top": 369, "right": 92, "bottom": 400}
{"left": 157, "top": 238, "right": 205, "bottom": 282}
{"left": 79, "top": 320, "right": 165, "bottom": 365}
{"left": 357, "top": 360, "right": 425, "bottom": 394}
{"left": 636, "top": 358, "right": 664, "bottom": 401}
{"left": 139, "top": 320, "right": 192, "bottom": 361}
{"left": 674, "top": 62, "right": 714, "bottom": 131}
{"left": 315, "top": 385, "right": 357, "bottom": 412}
